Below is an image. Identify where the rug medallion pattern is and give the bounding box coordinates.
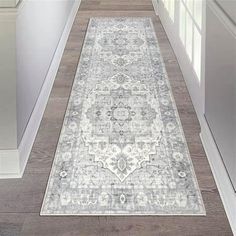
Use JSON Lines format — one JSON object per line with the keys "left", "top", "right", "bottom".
{"left": 41, "top": 18, "right": 205, "bottom": 215}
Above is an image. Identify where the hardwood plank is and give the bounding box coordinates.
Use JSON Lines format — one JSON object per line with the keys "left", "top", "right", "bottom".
{"left": 0, "top": 213, "right": 25, "bottom": 236}
{"left": 21, "top": 214, "right": 101, "bottom": 236}
{"left": 19, "top": 211, "right": 232, "bottom": 236}
{"left": 0, "top": 174, "right": 47, "bottom": 213}
{"left": 79, "top": 0, "right": 154, "bottom": 11}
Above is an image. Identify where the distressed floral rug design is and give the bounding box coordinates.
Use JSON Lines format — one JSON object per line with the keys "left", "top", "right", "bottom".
{"left": 41, "top": 17, "right": 205, "bottom": 215}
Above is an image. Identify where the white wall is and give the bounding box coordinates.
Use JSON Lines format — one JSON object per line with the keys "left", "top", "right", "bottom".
{"left": 0, "top": 12, "right": 17, "bottom": 149}
{"left": 215, "top": 0, "right": 236, "bottom": 24}
{"left": 203, "top": 3, "right": 236, "bottom": 232}
{"left": 0, "top": 0, "right": 80, "bottom": 177}
{"left": 157, "top": 0, "right": 205, "bottom": 119}
{"left": 16, "top": 0, "right": 75, "bottom": 144}
{"left": 205, "top": 2, "right": 236, "bottom": 190}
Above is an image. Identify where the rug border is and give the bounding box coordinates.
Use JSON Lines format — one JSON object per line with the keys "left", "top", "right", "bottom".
{"left": 40, "top": 17, "right": 206, "bottom": 216}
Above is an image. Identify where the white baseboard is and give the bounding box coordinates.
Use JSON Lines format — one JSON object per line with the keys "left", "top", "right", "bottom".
{"left": 0, "top": 149, "right": 20, "bottom": 178}
{"left": 200, "top": 117, "right": 236, "bottom": 235}
{"left": 152, "top": 0, "right": 158, "bottom": 15}
{"left": 0, "top": 0, "right": 81, "bottom": 179}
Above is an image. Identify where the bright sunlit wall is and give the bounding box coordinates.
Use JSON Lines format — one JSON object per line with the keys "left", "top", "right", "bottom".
{"left": 162, "top": 0, "right": 202, "bottom": 81}
{"left": 158, "top": 0, "right": 205, "bottom": 118}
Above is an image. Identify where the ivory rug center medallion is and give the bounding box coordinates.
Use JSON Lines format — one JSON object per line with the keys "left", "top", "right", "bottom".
{"left": 41, "top": 17, "right": 205, "bottom": 215}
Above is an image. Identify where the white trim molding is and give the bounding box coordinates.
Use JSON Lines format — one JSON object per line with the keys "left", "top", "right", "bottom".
{"left": 0, "top": 0, "right": 81, "bottom": 179}
{"left": 200, "top": 117, "right": 236, "bottom": 235}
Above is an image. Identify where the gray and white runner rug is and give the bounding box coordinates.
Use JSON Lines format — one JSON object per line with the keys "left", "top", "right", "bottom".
{"left": 41, "top": 17, "right": 205, "bottom": 215}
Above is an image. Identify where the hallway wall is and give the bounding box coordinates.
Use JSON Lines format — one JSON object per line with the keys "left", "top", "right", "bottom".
{"left": 16, "top": 0, "right": 75, "bottom": 145}
{"left": 0, "top": 13, "right": 17, "bottom": 149}
{"left": 157, "top": 0, "right": 204, "bottom": 118}
{"left": 0, "top": 0, "right": 80, "bottom": 177}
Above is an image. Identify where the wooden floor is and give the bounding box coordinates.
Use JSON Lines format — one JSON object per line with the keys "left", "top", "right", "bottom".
{"left": 0, "top": 0, "right": 233, "bottom": 235}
